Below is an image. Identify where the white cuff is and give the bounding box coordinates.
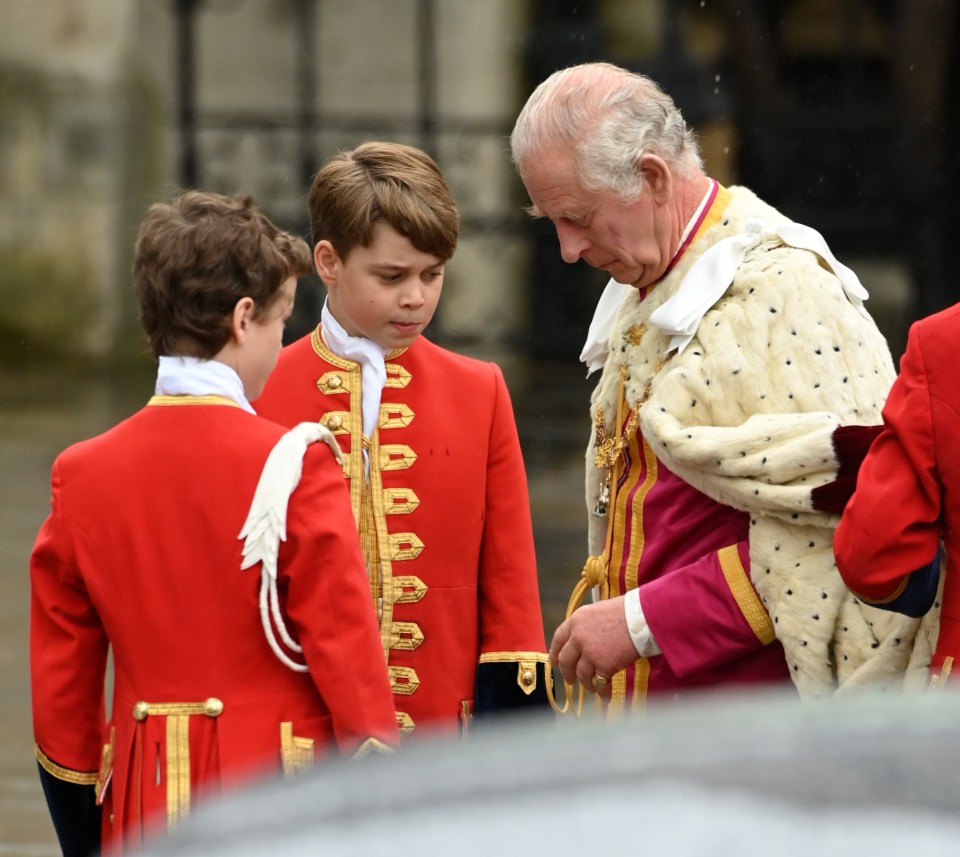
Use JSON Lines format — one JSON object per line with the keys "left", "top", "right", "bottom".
{"left": 624, "top": 590, "right": 661, "bottom": 658}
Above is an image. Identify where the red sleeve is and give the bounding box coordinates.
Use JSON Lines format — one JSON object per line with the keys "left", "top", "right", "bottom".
{"left": 475, "top": 364, "right": 547, "bottom": 658}
{"left": 30, "top": 459, "right": 109, "bottom": 775}
{"left": 639, "top": 540, "right": 776, "bottom": 677}
{"left": 281, "top": 442, "right": 399, "bottom": 752}
{"left": 834, "top": 323, "right": 941, "bottom": 602}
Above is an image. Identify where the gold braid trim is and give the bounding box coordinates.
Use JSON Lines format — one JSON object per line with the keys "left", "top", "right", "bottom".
{"left": 35, "top": 745, "right": 98, "bottom": 785}
{"left": 717, "top": 545, "right": 776, "bottom": 644}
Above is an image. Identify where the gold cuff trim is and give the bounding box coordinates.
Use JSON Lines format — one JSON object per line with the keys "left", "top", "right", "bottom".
{"left": 388, "top": 665, "right": 421, "bottom": 695}
{"left": 148, "top": 395, "right": 241, "bottom": 408}
{"left": 478, "top": 651, "right": 549, "bottom": 664}
{"left": 856, "top": 576, "right": 909, "bottom": 606}
{"left": 717, "top": 545, "right": 776, "bottom": 645}
{"left": 352, "top": 737, "right": 395, "bottom": 759}
{"left": 280, "top": 721, "right": 315, "bottom": 776}
{"left": 35, "top": 745, "right": 98, "bottom": 785}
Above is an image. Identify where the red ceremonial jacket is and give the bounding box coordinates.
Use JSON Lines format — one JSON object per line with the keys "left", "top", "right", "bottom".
{"left": 30, "top": 396, "right": 398, "bottom": 853}
{"left": 835, "top": 302, "right": 960, "bottom": 686}
{"left": 256, "top": 329, "right": 549, "bottom": 737}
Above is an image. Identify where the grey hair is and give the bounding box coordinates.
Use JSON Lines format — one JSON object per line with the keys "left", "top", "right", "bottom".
{"left": 510, "top": 62, "right": 703, "bottom": 202}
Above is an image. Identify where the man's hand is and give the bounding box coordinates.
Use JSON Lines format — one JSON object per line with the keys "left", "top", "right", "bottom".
{"left": 549, "top": 596, "right": 640, "bottom": 696}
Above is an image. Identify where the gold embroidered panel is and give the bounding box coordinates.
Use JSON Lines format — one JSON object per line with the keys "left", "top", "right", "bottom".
{"left": 385, "top": 364, "right": 412, "bottom": 388}
{"left": 386, "top": 575, "right": 428, "bottom": 604}
{"left": 387, "top": 621, "right": 424, "bottom": 651}
{"left": 383, "top": 487, "right": 420, "bottom": 514}
{"left": 388, "top": 665, "right": 421, "bottom": 695}
{"left": 378, "top": 402, "right": 415, "bottom": 429}
{"left": 388, "top": 532, "right": 425, "bottom": 562}
{"left": 379, "top": 445, "right": 417, "bottom": 471}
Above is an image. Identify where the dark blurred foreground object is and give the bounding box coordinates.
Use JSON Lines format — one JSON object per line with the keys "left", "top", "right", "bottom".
{"left": 141, "top": 688, "right": 960, "bottom": 857}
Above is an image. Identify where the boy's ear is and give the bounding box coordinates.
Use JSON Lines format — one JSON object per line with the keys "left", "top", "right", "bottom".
{"left": 314, "top": 241, "right": 340, "bottom": 286}
{"left": 230, "top": 296, "right": 256, "bottom": 343}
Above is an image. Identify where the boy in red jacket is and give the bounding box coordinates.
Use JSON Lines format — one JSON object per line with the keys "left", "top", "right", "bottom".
{"left": 30, "top": 191, "right": 398, "bottom": 856}
{"left": 256, "top": 143, "right": 549, "bottom": 738}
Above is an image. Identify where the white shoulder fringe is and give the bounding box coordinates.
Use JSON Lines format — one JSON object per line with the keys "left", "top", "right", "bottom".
{"left": 239, "top": 422, "right": 344, "bottom": 672}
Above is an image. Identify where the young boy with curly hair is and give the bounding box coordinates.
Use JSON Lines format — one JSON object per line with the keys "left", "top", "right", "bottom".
{"left": 30, "top": 190, "right": 398, "bottom": 856}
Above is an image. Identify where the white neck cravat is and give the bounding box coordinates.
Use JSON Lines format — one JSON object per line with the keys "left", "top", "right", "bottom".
{"left": 155, "top": 355, "right": 255, "bottom": 414}
{"left": 579, "top": 180, "right": 718, "bottom": 377}
{"left": 649, "top": 218, "right": 869, "bottom": 355}
{"left": 320, "top": 301, "right": 387, "bottom": 439}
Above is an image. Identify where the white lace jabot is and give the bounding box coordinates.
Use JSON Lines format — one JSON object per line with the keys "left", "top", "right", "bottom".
{"left": 320, "top": 301, "right": 388, "bottom": 439}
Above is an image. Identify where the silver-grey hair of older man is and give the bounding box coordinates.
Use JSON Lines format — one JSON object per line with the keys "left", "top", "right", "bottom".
{"left": 510, "top": 62, "right": 703, "bottom": 202}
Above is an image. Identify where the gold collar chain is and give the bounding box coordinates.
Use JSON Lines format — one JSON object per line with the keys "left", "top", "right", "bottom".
{"left": 592, "top": 323, "right": 668, "bottom": 516}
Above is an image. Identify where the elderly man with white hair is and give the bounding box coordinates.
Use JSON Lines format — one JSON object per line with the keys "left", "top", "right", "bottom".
{"left": 511, "top": 61, "right": 937, "bottom": 711}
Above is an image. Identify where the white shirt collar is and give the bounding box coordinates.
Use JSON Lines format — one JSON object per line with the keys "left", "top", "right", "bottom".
{"left": 155, "top": 355, "right": 255, "bottom": 414}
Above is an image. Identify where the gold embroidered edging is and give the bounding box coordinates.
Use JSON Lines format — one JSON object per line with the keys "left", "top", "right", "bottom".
{"left": 478, "top": 651, "right": 549, "bottom": 663}
{"left": 148, "top": 395, "right": 241, "bottom": 408}
{"left": 632, "top": 658, "right": 650, "bottom": 709}
{"left": 35, "top": 745, "right": 98, "bottom": 785}
{"left": 718, "top": 544, "right": 776, "bottom": 644}
{"left": 166, "top": 714, "right": 191, "bottom": 830}
{"left": 856, "top": 576, "right": 909, "bottom": 606}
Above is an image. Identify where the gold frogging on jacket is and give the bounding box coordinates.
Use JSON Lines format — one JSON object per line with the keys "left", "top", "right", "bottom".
{"left": 131, "top": 697, "right": 223, "bottom": 830}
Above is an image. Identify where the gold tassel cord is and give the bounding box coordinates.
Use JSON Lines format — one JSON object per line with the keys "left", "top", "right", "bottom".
{"left": 545, "top": 555, "right": 609, "bottom": 716}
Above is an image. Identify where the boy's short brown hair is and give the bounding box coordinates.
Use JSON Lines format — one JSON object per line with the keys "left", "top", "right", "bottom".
{"left": 134, "top": 190, "right": 312, "bottom": 359}
{"left": 308, "top": 142, "right": 459, "bottom": 262}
